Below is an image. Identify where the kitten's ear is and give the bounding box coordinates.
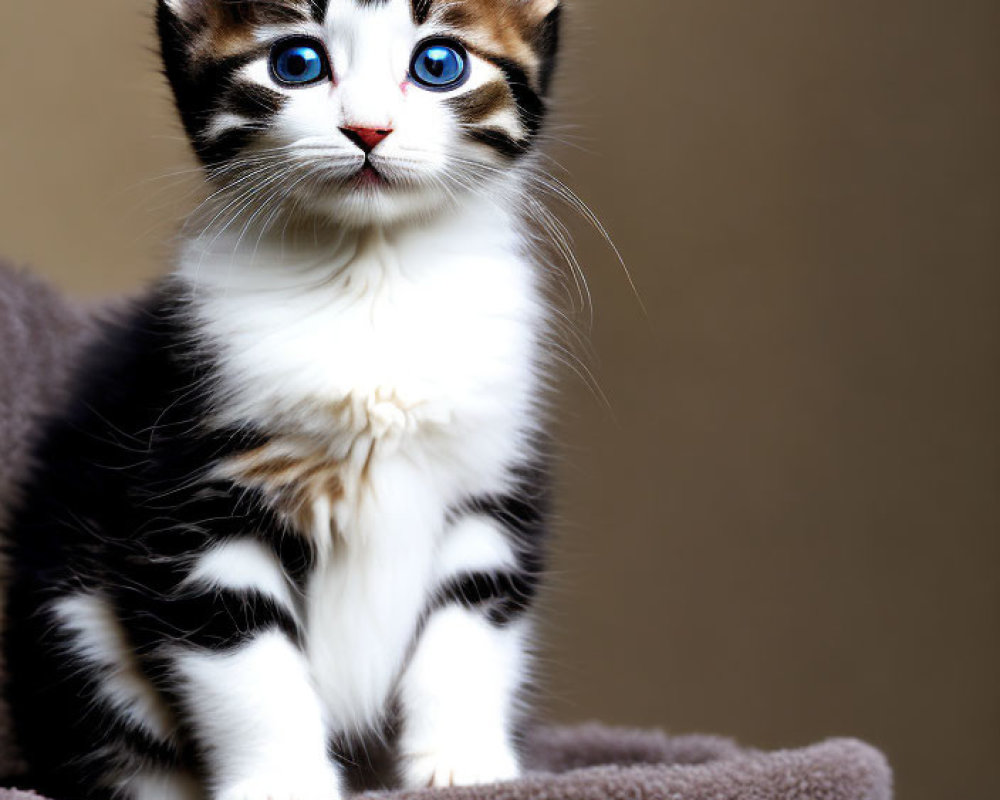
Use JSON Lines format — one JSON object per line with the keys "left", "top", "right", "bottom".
{"left": 158, "top": 0, "right": 250, "bottom": 25}
{"left": 158, "top": 0, "right": 211, "bottom": 25}
{"left": 525, "top": 0, "right": 561, "bottom": 94}
{"left": 521, "top": 0, "right": 560, "bottom": 21}
{"left": 159, "top": 0, "right": 198, "bottom": 22}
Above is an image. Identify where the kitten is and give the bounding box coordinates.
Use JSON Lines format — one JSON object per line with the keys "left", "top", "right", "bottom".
{"left": 1, "top": 1, "right": 562, "bottom": 799}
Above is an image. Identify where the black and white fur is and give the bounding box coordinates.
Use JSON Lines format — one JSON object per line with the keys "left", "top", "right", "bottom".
{"left": 3, "top": 1, "right": 562, "bottom": 798}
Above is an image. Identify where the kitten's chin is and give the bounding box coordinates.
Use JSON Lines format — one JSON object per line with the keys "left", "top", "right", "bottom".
{"left": 306, "top": 180, "right": 455, "bottom": 229}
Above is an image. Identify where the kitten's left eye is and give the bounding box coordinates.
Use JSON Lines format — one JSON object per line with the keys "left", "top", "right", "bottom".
{"left": 270, "top": 39, "right": 329, "bottom": 86}
{"left": 409, "top": 39, "right": 470, "bottom": 91}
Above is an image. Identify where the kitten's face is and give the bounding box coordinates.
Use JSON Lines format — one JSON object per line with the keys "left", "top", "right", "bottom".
{"left": 158, "top": 0, "right": 561, "bottom": 227}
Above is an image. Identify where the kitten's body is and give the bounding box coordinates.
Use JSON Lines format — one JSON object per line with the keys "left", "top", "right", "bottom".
{"left": 3, "top": 1, "right": 562, "bottom": 798}
{"left": 6, "top": 206, "right": 546, "bottom": 799}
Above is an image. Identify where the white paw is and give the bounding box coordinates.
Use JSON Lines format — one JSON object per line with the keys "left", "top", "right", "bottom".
{"left": 402, "top": 744, "right": 520, "bottom": 788}
{"left": 214, "top": 767, "right": 342, "bottom": 800}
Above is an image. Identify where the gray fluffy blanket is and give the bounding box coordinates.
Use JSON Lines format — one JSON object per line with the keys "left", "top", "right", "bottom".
{"left": 0, "top": 264, "right": 893, "bottom": 800}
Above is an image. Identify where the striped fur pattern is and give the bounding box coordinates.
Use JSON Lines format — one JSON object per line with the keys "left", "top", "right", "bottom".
{"left": 2, "top": 1, "right": 563, "bottom": 799}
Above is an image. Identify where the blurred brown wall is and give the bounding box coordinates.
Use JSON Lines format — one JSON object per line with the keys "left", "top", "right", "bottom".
{"left": 1, "top": 2, "right": 997, "bottom": 799}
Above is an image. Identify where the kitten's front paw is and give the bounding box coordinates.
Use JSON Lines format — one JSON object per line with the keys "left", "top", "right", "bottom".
{"left": 215, "top": 767, "right": 341, "bottom": 800}
{"left": 402, "top": 744, "right": 520, "bottom": 788}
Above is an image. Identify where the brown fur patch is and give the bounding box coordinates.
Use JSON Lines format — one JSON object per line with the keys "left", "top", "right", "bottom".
{"left": 216, "top": 439, "right": 346, "bottom": 536}
{"left": 185, "top": 0, "right": 314, "bottom": 62}
{"left": 447, "top": 80, "right": 513, "bottom": 124}
{"left": 434, "top": 0, "right": 554, "bottom": 83}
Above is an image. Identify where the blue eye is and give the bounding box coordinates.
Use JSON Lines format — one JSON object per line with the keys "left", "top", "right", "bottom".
{"left": 410, "top": 39, "right": 469, "bottom": 91}
{"left": 271, "top": 39, "right": 328, "bottom": 86}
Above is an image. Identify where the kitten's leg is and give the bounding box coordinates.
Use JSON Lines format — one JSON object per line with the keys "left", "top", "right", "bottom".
{"left": 397, "top": 515, "right": 536, "bottom": 788}
{"left": 397, "top": 606, "right": 528, "bottom": 787}
{"left": 171, "top": 631, "right": 342, "bottom": 800}
{"left": 119, "top": 537, "right": 341, "bottom": 800}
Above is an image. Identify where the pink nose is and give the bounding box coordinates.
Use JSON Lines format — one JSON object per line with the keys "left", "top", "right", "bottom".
{"left": 340, "top": 125, "right": 393, "bottom": 153}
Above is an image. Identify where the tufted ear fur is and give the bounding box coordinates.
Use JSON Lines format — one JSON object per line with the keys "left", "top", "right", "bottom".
{"left": 158, "top": 0, "right": 209, "bottom": 25}
{"left": 526, "top": 0, "right": 561, "bottom": 93}
{"left": 522, "top": 0, "right": 560, "bottom": 19}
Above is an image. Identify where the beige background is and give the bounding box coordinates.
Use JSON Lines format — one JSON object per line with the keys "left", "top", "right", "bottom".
{"left": 1, "top": 2, "right": 998, "bottom": 799}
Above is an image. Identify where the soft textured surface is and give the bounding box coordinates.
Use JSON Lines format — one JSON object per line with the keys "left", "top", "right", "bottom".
{"left": 0, "top": 730, "right": 893, "bottom": 800}
{"left": 0, "top": 264, "right": 893, "bottom": 799}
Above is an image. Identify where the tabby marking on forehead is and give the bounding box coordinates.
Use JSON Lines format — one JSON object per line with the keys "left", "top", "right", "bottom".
{"left": 411, "top": 0, "right": 433, "bottom": 24}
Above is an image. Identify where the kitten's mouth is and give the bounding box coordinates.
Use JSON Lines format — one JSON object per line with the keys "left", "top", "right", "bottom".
{"left": 353, "top": 161, "right": 388, "bottom": 188}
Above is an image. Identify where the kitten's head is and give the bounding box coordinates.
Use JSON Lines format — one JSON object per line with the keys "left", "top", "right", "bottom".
{"left": 157, "top": 0, "right": 561, "bottom": 227}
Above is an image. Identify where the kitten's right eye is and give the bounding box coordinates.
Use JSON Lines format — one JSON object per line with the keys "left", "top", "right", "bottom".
{"left": 270, "top": 38, "right": 330, "bottom": 87}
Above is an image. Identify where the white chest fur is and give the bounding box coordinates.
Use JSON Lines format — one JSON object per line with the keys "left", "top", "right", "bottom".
{"left": 179, "top": 199, "right": 544, "bottom": 731}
